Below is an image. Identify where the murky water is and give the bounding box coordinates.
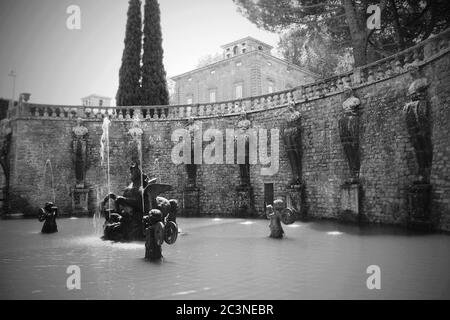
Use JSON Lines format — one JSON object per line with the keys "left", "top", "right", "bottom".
{"left": 0, "top": 217, "right": 449, "bottom": 299}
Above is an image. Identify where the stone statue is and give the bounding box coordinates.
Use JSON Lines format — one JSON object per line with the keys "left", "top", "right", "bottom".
{"left": 72, "top": 118, "right": 88, "bottom": 187}
{"left": 282, "top": 103, "right": 302, "bottom": 186}
{"left": 338, "top": 87, "right": 361, "bottom": 182}
{"left": 265, "top": 199, "right": 295, "bottom": 238}
{"left": 143, "top": 208, "right": 178, "bottom": 260}
{"left": 403, "top": 77, "right": 432, "bottom": 182}
{"left": 403, "top": 76, "right": 433, "bottom": 227}
{"left": 236, "top": 112, "right": 252, "bottom": 187}
{"left": 101, "top": 162, "right": 178, "bottom": 242}
{"left": 38, "top": 202, "right": 58, "bottom": 233}
{"left": 185, "top": 118, "right": 199, "bottom": 188}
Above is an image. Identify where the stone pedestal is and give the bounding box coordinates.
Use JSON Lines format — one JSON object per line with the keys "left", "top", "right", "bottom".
{"left": 286, "top": 184, "right": 302, "bottom": 218}
{"left": 407, "top": 183, "right": 432, "bottom": 229}
{"left": 235, "top": 185, "right": 255, "bottom": 217}
{"left": 71, "top": 188, "right": 89, "bottom": 215}
{"left": 182, "top": 188, "right": 200, "bottom": 217}
{"left": 340, "top": 183, "right": 360, "bottom": 221}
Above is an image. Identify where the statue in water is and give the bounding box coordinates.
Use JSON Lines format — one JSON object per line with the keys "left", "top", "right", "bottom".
{"left": 265, "top": 199, "right": 295, "bottom": 238}
{"left": 38, "top": 202, "right": 58, "bottom": 234}
{"left": 101, "top": 163, "right": 179, "bottom": 258}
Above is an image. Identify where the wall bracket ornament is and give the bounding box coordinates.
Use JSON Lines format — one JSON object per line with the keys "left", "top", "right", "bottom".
{"left": 338, "top": 87, "right": 361, "bottom": 220}
{"left": 234, "top": 112, "right": 255, "bottom": 217}
{"left": 282, "top": 103, "right": 302, "bottom": 188}
{"left": 72, "top": 118, "right": 88, "bottom": 188}
{"left": 71, "top": 118, "right": 89, "bottom": 215}
{"left": 338, "top": 87, "right": 361, "bottom": 183}
{"left": 403, "top": 77, "right": 433, "bottom": 228}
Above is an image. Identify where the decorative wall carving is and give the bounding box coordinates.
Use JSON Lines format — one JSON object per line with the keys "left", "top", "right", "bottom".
{"left": 72, "top": 118, "right": 88, "bottom": 188}
{"left": 403, "top": 77, "right": 432, "bottom": 182}
{"left": 234, "top": 112, "right": 255, "bottom": 216}
{"left": 282, "top": 103, "right": 302, "bottom": 187}
{"left": 403, "top": 76, "right": 433, "bottom": 228}
{"left": 128, "top": 115, "right": 144, "bottom": 165}
{"left": 71, "top": 118, "right": 89, "bottom": 215}
{"left": 338, "top": 87, "right": 361, "bottom": 182}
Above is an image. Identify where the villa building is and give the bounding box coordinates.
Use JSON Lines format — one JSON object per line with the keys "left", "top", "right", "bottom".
{"left": 81, "top": 94, "right": 112, "bottom": 107}
{"left": 171, "top": 37, "right": 319, "bottom": 105}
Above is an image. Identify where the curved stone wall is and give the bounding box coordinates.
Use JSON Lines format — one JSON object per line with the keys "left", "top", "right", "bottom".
{"left": 5, "top": 29, "right": 450, "bottom": 231}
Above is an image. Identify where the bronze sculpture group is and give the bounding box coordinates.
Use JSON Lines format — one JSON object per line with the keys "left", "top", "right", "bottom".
{"left": 266, "top": 199, "right": 295, "bottom": 238}
{"left": 101, "top": 162, "right": 179, "bottom": 260}
{"left": 38, "top": 202, "right": 58, "bottom": 234}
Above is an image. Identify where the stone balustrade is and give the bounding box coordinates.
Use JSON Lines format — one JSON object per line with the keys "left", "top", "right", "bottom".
{"left": 15, "top": 28, "right": 449, "bottom": 121}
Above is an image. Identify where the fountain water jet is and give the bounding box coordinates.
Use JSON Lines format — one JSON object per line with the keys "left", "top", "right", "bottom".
{"left": 100, "top": 116, "right": 112, "bottom": 211}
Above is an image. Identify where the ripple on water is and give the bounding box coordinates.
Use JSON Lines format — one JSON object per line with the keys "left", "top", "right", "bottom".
{"left": 327, "top": 231, "right": 343, "bottom": 235}
{"left": 172, "top": 290, "right": 197, "bottom": 296}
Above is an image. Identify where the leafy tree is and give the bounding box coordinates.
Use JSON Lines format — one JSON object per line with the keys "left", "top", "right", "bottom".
{"left": 196, "top": 52, "right": 223, "bottom": 68}
{"left": 233, "top": 0, "right": 450, "bottom": 67}
{"left": 278, "top": 27, "right": 353, "bottom": 77}
{"left": 141, "top": 0, "right": 169, "bottom": 106}
{"left": 116, "top": 0, "right": 143, "bottom": 106}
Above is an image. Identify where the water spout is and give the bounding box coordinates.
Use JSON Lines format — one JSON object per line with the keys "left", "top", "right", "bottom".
{"left": 155, "top": 158, "right": 161, "bottom": 183}
{"left": 100, "top": 116, "right": 112, "bottom": 212}
{"left": 129, "top": 114, "right": 144, "bottom": 215}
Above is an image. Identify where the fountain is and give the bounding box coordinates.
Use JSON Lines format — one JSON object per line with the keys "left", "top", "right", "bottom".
{"left": 265, "top": 199, "right": 295, "bottom": 238}
{"left": 38, "top": 202, "right": 58, "bottom": 233}
{"left": 98, "top": 115, "right": 179, "bottom": 259}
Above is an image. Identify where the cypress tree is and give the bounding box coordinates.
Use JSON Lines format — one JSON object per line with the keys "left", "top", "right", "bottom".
{"left": 116, "top": 0, "right": 142, "bottom": 106}
{"left": 141, "top": 0, "right": 169, "bottom": 106}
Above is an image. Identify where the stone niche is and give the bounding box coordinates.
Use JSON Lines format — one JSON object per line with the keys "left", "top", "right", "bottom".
{"left": 403, "top": 76, "right": 433, "bottom": 229}
{"left": 182, "top": 118, "right": 200, "bottom": 216}
{"left": 71, "top": 188, "right": 90, "bottom": 215}
{"left": 338, "top": 87, "right": 361, "bottom": 220}
{"left": 182, "top": 188, "right": 200, "bottom": 217}
{"left": 340, "top": 183, "right": 360, "bottom": 221}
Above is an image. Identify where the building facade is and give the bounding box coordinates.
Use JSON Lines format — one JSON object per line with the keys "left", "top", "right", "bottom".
{"left": 171, "top": 37, "right": 319, "bottom": 105}
{"left": 81, "top": 94, "right": 112, "bottom": 107}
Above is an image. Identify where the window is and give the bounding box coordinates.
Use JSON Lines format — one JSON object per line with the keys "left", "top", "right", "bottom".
{"left": 209, "top": 89, "right": 217, "bottom": 103}
{"left": 186, "top": 95, "right": 193, "bottom": 104}
{"left": 233, "top": 46, "right": 238, "bottom": 55}
{"left": 210, "top": 69, "right": 216, "bottom": 75}
{"left": 188, "top": 77, "right": 192, "bottom": 82}
{"left": 267, "top": 61, "right": 272, "bottom": 66}
{"left": 235, "top": 83, "right": 243, "bottom": 99}
{"left": 268, "top": 80, "right": 275, "bottom": 94}
{"left": 226, "top": 53, "right": 231, "bottom": 58}
{"left": 258, "top": 45, "right": 263, "bottom": 51}
{"left": 99, "top": 99, "right": 103, "bottom": 106}
{"left": 236, "top": 61, "right": 242, "bottom": 67}
{"left": 242, "top": 48, "right": 246, "bottom": 54}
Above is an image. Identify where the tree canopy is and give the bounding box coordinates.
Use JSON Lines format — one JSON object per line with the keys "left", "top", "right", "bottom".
{"left": 141, "top": 0, "right": 169, "bottom": 106}
{"left": 116, "top": 0, "right": 142, "bottom": 106}
{"left": 234, "top": 0, "right": 450, "bottom": 67}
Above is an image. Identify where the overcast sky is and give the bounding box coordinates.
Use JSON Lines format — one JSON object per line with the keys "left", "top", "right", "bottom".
{"left": 0, "top": 0, "right": 279, "bottom": 105}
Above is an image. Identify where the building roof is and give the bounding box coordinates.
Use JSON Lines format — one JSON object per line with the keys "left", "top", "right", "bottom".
{"left": 170, "top": 49, "right": 320, "bottom": 80}
{"left": 220, "top": 36, "right": 273, "bottom": 50}
{"left": 81, "top": 94, "right": 112, "bottom": 100}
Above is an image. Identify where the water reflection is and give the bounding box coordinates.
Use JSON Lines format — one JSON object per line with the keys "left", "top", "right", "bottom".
{"left": 0, "top": 217, "right": 449, "bottom": 299}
